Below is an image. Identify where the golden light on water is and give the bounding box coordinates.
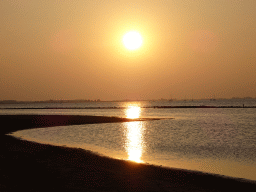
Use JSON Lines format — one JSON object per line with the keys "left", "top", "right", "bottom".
{"left": 125, "top": 105, "right": 144, "bottom": 163}
{"left": 125, "top": 122, "right": 144, "bottom": 163}
{"left": 126, "top": 106, "right": 141, "bottom": 119}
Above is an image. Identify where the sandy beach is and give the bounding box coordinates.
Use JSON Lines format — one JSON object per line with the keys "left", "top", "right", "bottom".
{"left": 1, "top": 115, "right": 256, "bottom": 192}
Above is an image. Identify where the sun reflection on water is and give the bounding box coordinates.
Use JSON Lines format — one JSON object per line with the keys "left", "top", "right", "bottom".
{"left": 126, "top": 106, "right": 141, "bottom": 119}
{"left": 125, "top": 106, "right": 145, "bottom": 163}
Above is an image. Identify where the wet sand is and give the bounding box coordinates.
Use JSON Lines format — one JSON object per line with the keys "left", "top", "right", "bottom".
{"left": 1, "top": 115, "right": 256, "bottom": 191}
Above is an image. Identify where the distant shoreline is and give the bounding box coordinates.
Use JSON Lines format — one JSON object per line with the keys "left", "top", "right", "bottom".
{"left": 1, "top": 105, "right": 256, "bottom": 110}
{"left": 0, "top": 97, "right": 255, "bottom": 104}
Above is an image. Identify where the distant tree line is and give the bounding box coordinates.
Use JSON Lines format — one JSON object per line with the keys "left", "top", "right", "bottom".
{"left": 0, "top": 99, "right": 101, "bottom": 104}
{"left": 1, "top": 97, "right": 256, "bottom": 104}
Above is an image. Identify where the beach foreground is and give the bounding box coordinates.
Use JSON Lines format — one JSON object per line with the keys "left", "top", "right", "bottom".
{"left": 1, "top": 115, "right": 256, "bottom": 192}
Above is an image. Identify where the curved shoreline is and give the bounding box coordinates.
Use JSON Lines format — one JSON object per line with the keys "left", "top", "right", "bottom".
{"left": 1, "top": 115, "right": 256, "bottom": 191}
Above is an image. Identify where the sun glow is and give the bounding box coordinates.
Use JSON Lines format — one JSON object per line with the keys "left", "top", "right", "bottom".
{"left": 123, "top": 31, "right": 143, "bottom": 50}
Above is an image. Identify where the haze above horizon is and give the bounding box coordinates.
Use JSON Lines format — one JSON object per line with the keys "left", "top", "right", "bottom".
{"left": 1, "top": 1, "right": 255, "bottom": 101}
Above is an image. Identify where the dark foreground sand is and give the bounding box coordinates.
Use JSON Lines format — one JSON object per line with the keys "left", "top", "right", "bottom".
{"left": 1, "top": 115, "right": 256, "bottom": 192}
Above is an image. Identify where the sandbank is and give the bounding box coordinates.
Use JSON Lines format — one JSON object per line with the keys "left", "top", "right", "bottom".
{"left": 1, "top": 115, "right": 255, "bottom": 191}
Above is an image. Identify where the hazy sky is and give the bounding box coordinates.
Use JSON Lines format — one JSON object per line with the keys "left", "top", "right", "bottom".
{"left": 1, "top": 0, "right": 255, "bottom": 101}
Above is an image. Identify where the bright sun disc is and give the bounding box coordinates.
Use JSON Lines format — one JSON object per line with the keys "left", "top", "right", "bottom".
{"left": 123, "top": 31, "right": 143, "bottom": 50}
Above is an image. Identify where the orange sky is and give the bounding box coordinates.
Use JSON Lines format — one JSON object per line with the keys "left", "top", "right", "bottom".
{"left": 1, "top": 0, "right": 255, "bottom": 101}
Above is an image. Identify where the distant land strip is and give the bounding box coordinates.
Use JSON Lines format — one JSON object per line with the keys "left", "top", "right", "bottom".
{"left": 1, "top": 106, "right": 256, "bottom": 110}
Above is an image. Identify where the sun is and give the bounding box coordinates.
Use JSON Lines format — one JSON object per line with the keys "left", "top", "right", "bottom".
{"left": 123, "top": 31, "right": 143, "bottom": 50}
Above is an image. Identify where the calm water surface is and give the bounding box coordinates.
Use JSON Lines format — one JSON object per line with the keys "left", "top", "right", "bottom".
{"left": 5, "top": 100, "right": 256, "bottom": 181}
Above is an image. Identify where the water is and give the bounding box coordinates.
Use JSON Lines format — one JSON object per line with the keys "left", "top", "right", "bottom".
{"left": 3, "top": 99, "right": 256, "bottom": 181}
